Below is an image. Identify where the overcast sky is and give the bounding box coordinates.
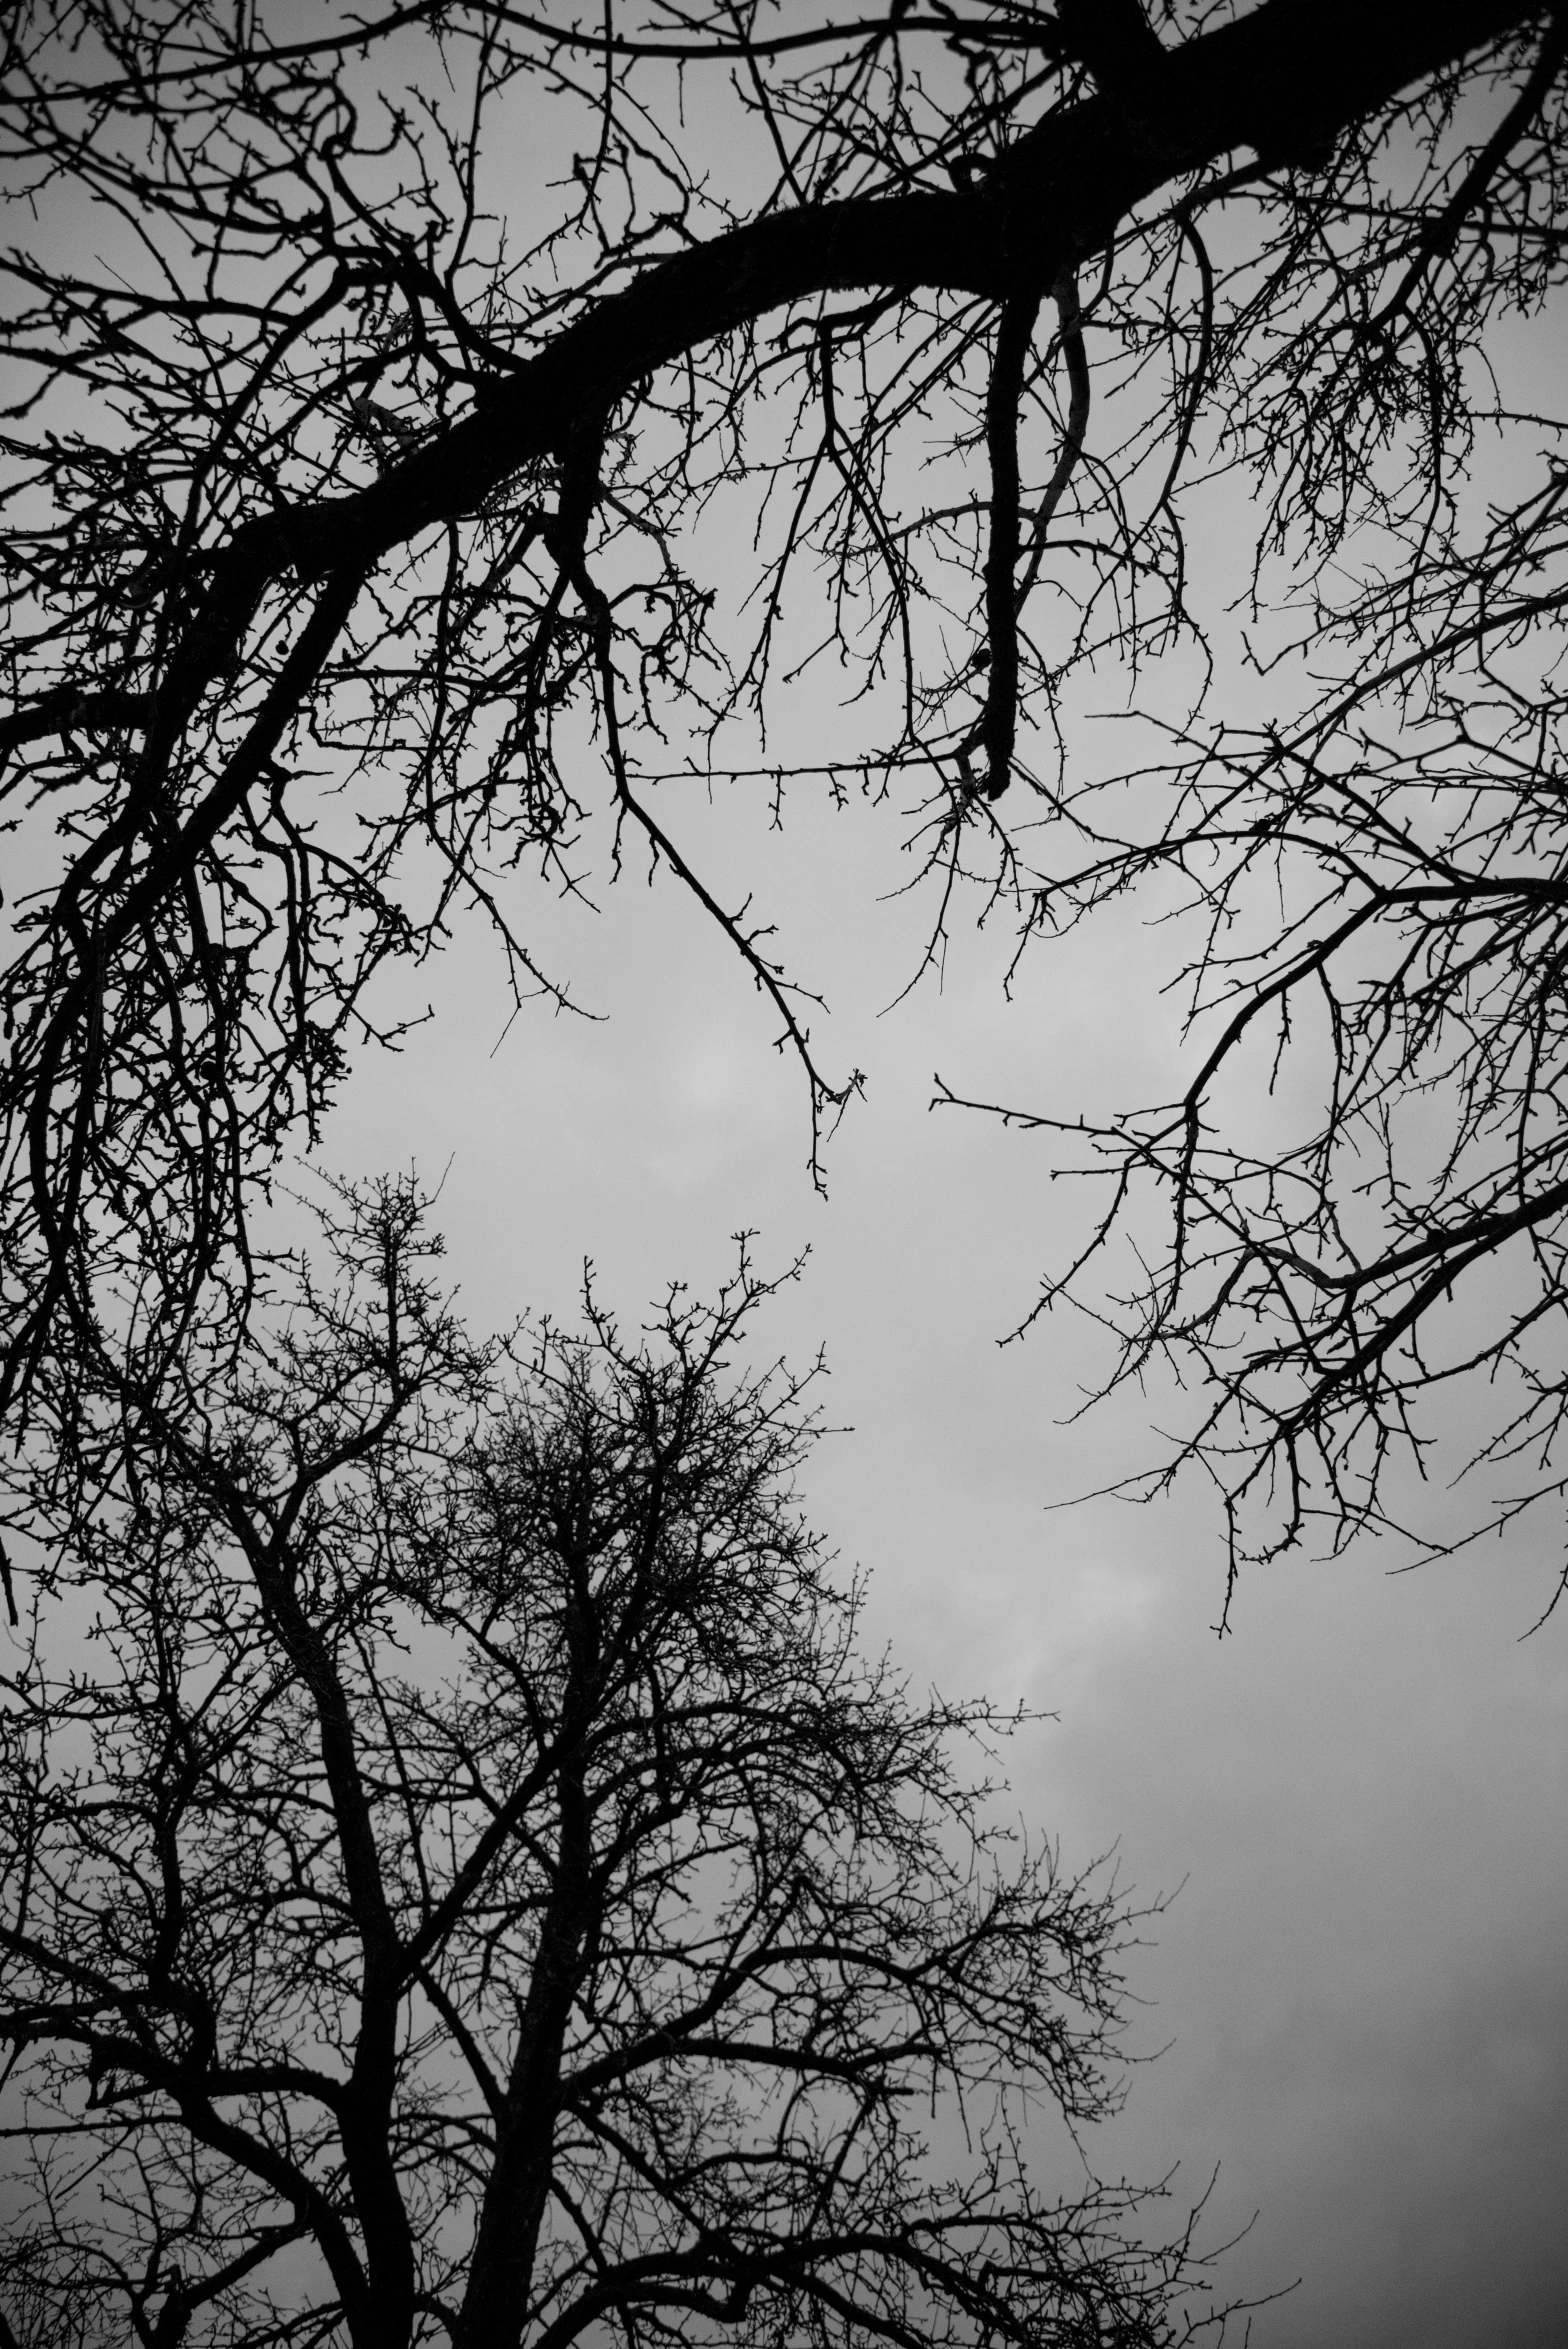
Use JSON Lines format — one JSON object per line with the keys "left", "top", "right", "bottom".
{"left": 326, "top": 743, "right": 1568, "bottom": 2348}
{"left": 10, "top": 19, "right": 1568, "bottom": 2340}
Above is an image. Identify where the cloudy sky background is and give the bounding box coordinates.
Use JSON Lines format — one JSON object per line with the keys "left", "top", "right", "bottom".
{"left": 9, "top": 15, "right": 1568, "bottom": 2339}
{"left": 315, "top": 59, "right": 1568, "bottom": 2322}
{"left": 331, "top": 736, "right": 1568, "bottom": 2347}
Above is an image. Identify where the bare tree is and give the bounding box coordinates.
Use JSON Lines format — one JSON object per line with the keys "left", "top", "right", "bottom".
{"left": 4, "top": 0, "right": 1568, "bottom": 1574}
{"left": 0, "top": 1180, "right": 1223, "bottom": 2349}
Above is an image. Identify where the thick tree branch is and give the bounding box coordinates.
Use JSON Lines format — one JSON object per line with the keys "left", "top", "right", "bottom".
{"left": 134, "top": 0, "right": 1538, "bottom": 710}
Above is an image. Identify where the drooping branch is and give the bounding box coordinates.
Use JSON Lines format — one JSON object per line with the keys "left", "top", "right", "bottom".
{"left": 1014, "top": 267, "right": 1090, "bottom": 615}
{"left": 975, "top": 292, "right": 1042, "bottom": 799}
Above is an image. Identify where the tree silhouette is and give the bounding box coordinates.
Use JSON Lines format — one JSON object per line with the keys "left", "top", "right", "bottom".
{"left": 3, "top": 0, "right": 1568, "bottom": 1571}
{"left": 0, "top": 1183, "right": 1220, "bottom": 2349}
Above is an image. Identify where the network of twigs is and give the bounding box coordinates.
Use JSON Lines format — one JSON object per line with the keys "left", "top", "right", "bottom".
{"left": 3, "top": 0, "right": 1568, "bottom": 1581}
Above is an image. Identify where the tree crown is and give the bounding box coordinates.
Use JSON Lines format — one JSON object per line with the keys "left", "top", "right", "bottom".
{"left": 0, "top": 1183, "right": 1218, "bottom": 2348}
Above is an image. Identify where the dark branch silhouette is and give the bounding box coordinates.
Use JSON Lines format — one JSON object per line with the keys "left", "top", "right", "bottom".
{"left": 4, "top": 0, "right": 1567, "bottom": 1573}
{"left": 0, "top": 1180, "right": 1229, "bottom": 2348}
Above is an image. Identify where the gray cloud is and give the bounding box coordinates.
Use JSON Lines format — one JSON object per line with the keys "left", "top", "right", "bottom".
{"left": 320, "top": 772, "right": 1568, "bottom": 2347}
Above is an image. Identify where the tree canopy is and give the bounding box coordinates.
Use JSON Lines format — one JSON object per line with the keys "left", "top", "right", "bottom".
{"left": 4, "top": 0, "right": 1568, "bottom": 1572}
{"left": 0, "top": 1185, "right": 1220, "bottom": 2349}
